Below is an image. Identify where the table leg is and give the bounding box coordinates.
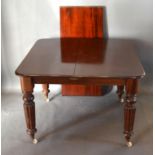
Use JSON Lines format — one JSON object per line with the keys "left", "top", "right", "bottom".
{"left": 124, "top": 79, "right": 138, "bottom": 147}
{"left": 42, "top": 84, "right": 50, "bottom": 102}
{"left": 116, "top": 85, "right": 124, "bottom": 103}
{"left": 20, "top": 77, "right": 38, "bottom": 144}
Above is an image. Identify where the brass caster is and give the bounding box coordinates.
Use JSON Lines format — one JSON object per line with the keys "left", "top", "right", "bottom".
{"left": 32, "top": 138, "right": 38, "bottom": 144}
{"left": 120, "top": 98, "right": 124, "bottom": 103}
{"left": 126, "top": 141, "right": 133, "bottom": 147}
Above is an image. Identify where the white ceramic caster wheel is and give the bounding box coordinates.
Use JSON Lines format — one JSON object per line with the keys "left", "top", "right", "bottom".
{"left": 42, "top": 92, "right": 49, "bottom": 102}
{"left": 46, "top": 98, "right": 49, "bottom": 102}
{"left": 120, "top": 98, "right": 124, "bottom": 103}
{"left": 32, "top": 138, "right": 38, "bottom": 144}
{"left": 127, "top": 141, "right": 133, "bottom": 147}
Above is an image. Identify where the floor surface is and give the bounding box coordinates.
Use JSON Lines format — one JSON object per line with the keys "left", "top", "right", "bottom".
{"left": 2, "top": 79, "right": 152, "bottom": 155}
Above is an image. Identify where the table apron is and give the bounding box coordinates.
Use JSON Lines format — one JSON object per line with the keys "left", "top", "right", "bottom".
{"left": 32, "top": 77, "right": 126, "bottom": 85}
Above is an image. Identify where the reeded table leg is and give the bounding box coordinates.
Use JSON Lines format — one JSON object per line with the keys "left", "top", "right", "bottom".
{"left": 124, "top": 79, "right": 138, "bottom": 147}
{"left": 117, "top": 85, "right": 124, "bottom": 103}
{"left": 42, "top": 84, "right": 50, "bottom": 102}
{"left": 20, "top": 77, "right": 38, "bottom": 144}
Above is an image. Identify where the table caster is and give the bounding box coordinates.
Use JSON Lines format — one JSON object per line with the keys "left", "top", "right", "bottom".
{"left": 46, "top": 98, "right": 49, "bottom": 102}
{"left": 120, "top": 98, "right": 124, "bottom": 103}
{"left": 126, "top": 141, "right": 133, "bottom": 147}
{"left": 42, "top": 92, "right": 49, "bottom": 102}
{"left": 32, "top": 138, "right": 38, "bottom": 144}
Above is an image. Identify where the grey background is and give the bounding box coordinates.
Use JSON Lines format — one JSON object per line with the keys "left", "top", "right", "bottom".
{"left": 2, "top": 0, "right": 153, "bottom": 92}
{"left": 2, "top": 0, "right": 153, "bottom": 155}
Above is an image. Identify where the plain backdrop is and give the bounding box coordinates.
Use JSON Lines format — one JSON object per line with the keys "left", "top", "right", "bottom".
{"left": 1, "top": 0, "right": 153, "bottom": 92}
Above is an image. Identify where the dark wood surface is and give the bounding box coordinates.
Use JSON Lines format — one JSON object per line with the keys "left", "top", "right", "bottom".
{"left": 15, "top": 38, "right": 145, "bottom": 78}
{"left": 20, "top": 77, "right": 37, "bottom": 140}
{"left": 60, "top": 6, "right": 103, "bottom": 38}
{"left": 60, "top": 6, "right": 104, "bottom": 96}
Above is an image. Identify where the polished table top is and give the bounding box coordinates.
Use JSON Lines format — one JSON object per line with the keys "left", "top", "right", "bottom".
{"left": 15, "top": 38, "right": 145, "bottom": 78}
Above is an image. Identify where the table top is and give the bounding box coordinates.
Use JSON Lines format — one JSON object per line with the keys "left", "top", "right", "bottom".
{"left": 15, "top": 38, "right": 145, "bottom": 79}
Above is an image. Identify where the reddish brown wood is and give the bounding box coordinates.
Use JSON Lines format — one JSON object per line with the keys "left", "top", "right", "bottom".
{"left": 60, "top": 6, "right": 105, "bottom": 96}
{"left": 60, "top": 7, "right": 103, "bottom": 38}
{"left": 20, "top": 77, "right": 37, "bottom": 140}
{"left": 15, "top": 38, "right": 145, "bottom": 78}
{"left": 60, "top": 7, "right": 103, "bottom": 96}
{"left": 124, "top": 79, "right": 138, "bottom": 143}
{"left": 60, "top": 38, "right": 105, "bottom": 63}
{"left": 42, "top": 84, "right": 50, "bottom": 99}
{"left": 62, "top": 85, "right": 102, "bottom": 96}
{"left": 32, "top": 77, "right": 126, "bottom": 85}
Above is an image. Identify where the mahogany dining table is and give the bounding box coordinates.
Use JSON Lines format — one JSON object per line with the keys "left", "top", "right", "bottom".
{"left": 15, "top": 38, "right": 145, "bottom": 147}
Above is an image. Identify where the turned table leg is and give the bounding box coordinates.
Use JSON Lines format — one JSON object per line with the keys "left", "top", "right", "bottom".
{"left": 117, "top": 85, "right": 124, "bottom": 103}
{"left": 20, "top": 77, "right": 38, "bottom": 144}
{"left": 42, "top": 84, "right": 50, "bottom": 102}
{"left": 124, "top": 79, "right": 138, "bottom": 147}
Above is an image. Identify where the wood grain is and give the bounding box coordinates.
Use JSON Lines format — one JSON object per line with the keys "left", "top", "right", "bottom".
{"left": 20, "top": 77, "right": 37, "bottom": 139}
{"left": 60, "top": 6, "right": 105, "bottom": 96}
{"left": 60, "top": 7, "right": 103, "bottom": 38}
{"left": 15, "top": 38, "right": 145, "bottom": 78}
{"left": 124, "top": 79, "right": 138, "bottom": 142}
